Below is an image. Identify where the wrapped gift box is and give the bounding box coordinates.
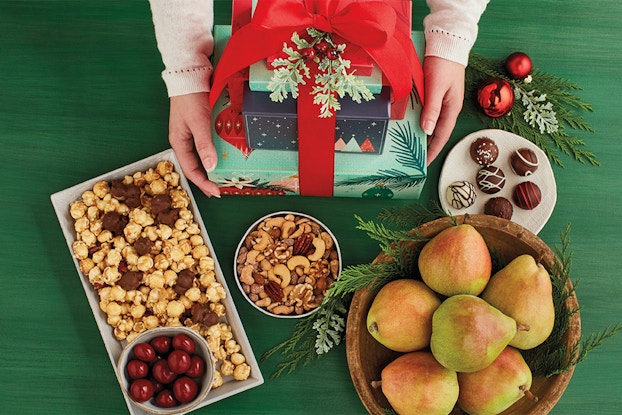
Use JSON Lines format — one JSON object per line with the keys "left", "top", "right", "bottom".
{"left": 243, "top": 83, "right": 391, "bottom": 153}
{"left": 210, "top": 25, "right": 427, "bottom": 199}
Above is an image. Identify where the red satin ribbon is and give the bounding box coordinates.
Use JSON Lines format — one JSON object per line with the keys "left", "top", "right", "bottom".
{"left": 211, "top": 0, "right": 424, "bottom": 196}
{"left": 210, "top": 0, "right": 422, "bottom": 108}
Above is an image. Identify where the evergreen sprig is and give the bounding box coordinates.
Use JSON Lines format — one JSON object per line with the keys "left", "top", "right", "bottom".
{"left": 521, "top": 224, "right": 621, "bottom": 377}
{"left": 376, "top": 200, "right": 449, "bottom": 229}
{"left": 464, "top": 52, "right": 598, "bottom": 167}
{"left": 269, "top": 28, "right": 374, "bottom": 117}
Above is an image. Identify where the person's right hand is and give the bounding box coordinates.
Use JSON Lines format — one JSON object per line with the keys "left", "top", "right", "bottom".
{"left": 168, "top": 92, "right": 221, "bottom": 197}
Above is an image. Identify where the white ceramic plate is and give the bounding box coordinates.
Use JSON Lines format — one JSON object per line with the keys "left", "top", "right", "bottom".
{"left": 51, "top": 149, "right": 263, "bottom": 415}
{"left": 438, "top": 129, "right": 556, "bottom": 234}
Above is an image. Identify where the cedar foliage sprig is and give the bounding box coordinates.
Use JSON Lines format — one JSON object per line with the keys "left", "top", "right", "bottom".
{"left": 522, "top": 224, "right": 621, "bottom": 376}
{"left": 464, "top": 52, "right": 598, "bottom": 167}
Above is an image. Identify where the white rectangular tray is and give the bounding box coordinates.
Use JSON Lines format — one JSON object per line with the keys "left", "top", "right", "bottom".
{"left": 51, "top": 149, "right": 264, "bottom": 415}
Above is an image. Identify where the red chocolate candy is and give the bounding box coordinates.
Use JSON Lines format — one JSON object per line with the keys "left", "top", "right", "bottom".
{"left": 513, "top": 181, "right": 542, "bottom": 210}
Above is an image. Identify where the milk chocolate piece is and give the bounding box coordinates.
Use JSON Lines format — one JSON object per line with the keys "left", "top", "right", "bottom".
{"left": 102, "top": 211, "right": 129, "bottom": 236}
{"left": 150, "top": 194, "right": 172, "bottom": 216}
{"left": 470, "top": 137, "right": 499, "bottom": 166}
{"left": 484, "top": 197, "right": 514, "bottom": 220}
{"left": 133, "top": 237, "right": 153, "bottom": 256}
{"left": 476, "top": 165, "right": 506, "bottom": 194}
{"left": 513, "top": 181, "right": 542, "bottom": 210}
{"left": 510, "top": 148, "right": 539, "bottom": 176}
{"left": 118, "top": 270, "right": 143, "bottom": 291}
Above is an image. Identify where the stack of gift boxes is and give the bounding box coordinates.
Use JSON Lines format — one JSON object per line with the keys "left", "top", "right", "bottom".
{"left": 209, "top": 0, "right": 427, "bottom": 199}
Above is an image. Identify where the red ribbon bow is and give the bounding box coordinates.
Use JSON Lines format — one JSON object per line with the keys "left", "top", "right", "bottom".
{"left": 209, "top": 0, "right": 423, "bottom": 108}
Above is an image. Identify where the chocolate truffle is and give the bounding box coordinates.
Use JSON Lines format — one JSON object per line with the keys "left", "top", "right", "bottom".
{"left": 470, "top": 137, "right": 499, "bottom": 166}
{"left": 510, "top": 148, "right": 539, "bottom": 176}
{"left": 513, "top": 181, "right": 542, "bottom": 210}
{"left": 476, "top": 165, "right": 506, "bottom": 194}
{"left": 484, "top": 197, "right": 514, "bottom": 220}
{"left": 446, "top": 181, "right": 477, "bottom": 209}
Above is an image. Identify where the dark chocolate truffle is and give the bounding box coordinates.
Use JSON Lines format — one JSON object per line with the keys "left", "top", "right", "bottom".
{"left": 510, "top": 148, "right": 539, "bottom": 176}
{"left": 470, "top": 137, "right": 499, "bottom": 166}
{"left": 476, "top": 165, "right": 506, "bottom": 194}
{"left": 513, "top": 181, "right": 542, "bottom": 210}
{"left": 446, "top": 181, "right": 477, "bottom": 209}
{"left": 484, "top": 197, "right": 514, "bottom": 220}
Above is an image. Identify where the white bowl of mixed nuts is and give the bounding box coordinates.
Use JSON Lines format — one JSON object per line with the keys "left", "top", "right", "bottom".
{"left": 234, "top": 211, "right": 341, "bottom": 318}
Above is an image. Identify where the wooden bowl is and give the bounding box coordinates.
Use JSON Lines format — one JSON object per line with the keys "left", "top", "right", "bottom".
{"left": 346, "top": 214, "right": 581, "bottom": 415}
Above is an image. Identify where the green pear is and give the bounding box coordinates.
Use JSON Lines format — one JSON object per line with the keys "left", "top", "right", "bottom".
{"left": 430, "top": 295, "right": 526, "bottom": 373}
{"left": 372, "top": 351, "right": 459, "bottom": 415}
{"left": 418, "top": 224, "right": 492, "bottom": 296}
{"left": 481, "top": 254, "right": 555, "bottom": 350}
{"left": 457, "top": 346, "right": 538, "bottom": 415}
{"left": 366, "top": 279, "right": 441, "bottom": 352}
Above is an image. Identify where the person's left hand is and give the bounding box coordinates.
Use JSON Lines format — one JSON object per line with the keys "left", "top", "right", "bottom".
{"left": 168, "top": 92, "right": 221, "bottom": 197}
{"left": 420, "top": 56, "right": 466, "bottom": 165}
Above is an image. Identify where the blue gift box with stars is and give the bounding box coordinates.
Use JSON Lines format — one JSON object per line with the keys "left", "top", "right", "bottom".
{"left": 242, "top": 84, "right": 391, "bottom": 154}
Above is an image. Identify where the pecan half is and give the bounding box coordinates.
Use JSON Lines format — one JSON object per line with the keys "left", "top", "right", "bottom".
{"left": 265, "top": 281, "right": 284, "bottom": 302}
{"left": 292, "top": 233, "right": 314, "bottom": 256}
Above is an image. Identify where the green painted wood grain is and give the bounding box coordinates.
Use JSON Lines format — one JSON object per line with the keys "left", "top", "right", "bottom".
{"left": 1, "top": 1, "right": 620, "bottom": 414}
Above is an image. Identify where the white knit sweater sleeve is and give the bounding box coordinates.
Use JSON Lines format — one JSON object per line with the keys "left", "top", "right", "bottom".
{"left": 149, "top": 0, "right": 214, "bottom": 97}
{"left": 423, "top": 0, "right": 490, "bottom": 66}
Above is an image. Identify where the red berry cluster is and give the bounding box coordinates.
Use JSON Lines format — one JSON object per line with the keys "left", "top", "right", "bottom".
{"left": 301, "top": 41, "right": 340, "bottom": 61}
{"left": 125, "top": 333, "right": 207, "bottom": 408}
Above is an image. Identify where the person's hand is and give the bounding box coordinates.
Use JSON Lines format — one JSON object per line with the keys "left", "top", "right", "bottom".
{"left": 420, "top": 56, "right": 466, "bottom": 165}
{"left": 168, "top": 92, "right": 221, "bottom": 197}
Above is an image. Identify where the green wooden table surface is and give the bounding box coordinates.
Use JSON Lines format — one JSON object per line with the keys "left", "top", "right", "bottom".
{"left": 1, "top": 1, "right": 621, "bottom": 414}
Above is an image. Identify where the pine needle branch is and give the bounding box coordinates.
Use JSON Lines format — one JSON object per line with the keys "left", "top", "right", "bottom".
{"left": 464, "top": 52, "right": 599, "bottom": 167}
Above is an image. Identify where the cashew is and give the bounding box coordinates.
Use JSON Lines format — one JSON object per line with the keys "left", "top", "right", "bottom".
{"left": 245, "top": 248, "right": 260, "bottom": 265}
{"left": 267, "top": 267, "right": 281, "bottom": 284}
{"left": 255, "top": 297, "right": 272, "bottom": 308}
{"left": 320, "top": 231, "right": 334, "bottom": 250}
{"left": 271, "top": 305, "right": 294, "bottom": 315}
{"left": 273, "top": 264, "right": 291, "bottom": 288}
{"left": 252, "top": 230, "right": 272, "bottom": 251}
{"left": 264, "top": 216, "right": 285, "bottom": 229}
{"left": 288, "top": 223, "right": 310, "bottom": 239}
{"left": 281, "top": 220, "right": 296, "bottom": 239}
{"left": 240, "top": 265, "right": 255, "bottom": 285}
{"left": 307, "top": 238, "right": 326, "bottom": 262}
{"left": 287, "top": 255, "right": 310, "bottom": 271}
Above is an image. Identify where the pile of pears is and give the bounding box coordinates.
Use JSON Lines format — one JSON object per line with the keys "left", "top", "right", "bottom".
{"left": 366, "top": 224, "right": 555, "bottom": 415}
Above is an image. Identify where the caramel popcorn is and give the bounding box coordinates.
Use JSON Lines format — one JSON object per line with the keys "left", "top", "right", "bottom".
{"left": 69, "top": 160, "right": 250, "bottom": 386}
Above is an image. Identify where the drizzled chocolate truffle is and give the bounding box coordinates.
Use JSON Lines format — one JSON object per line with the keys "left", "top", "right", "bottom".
{"left": 470, "top": 137, "right": 499, "bottom": 166}
{"left": 476, "top": 165, "right": 506, "bottom": 194}
{"left": 513, "top": 181, "right": 542, "bottom": 210}
{"left": 446, "top": 181, "right": 477, "bottom": 209}
{"left": 484, "top": 197, "right": 514, "bottom": 220}
{"left": 510, "top": 148, "right": 539, "bottom": 176}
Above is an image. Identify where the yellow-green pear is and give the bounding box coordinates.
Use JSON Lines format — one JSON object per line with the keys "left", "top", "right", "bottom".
{"left": 418, "top": 224, "right": 492, "bottom": 296}
{"left": 372, "top": 351, "right": 459, "bottom": 415}
{"left": 430, "top": 295, "right": 527, "bottom": 373}
{"left": 481, "top": 254, "right": 555, "bottom": 350}
{"left": 366, "top": 279, "right": 441, "bottom": 352}
{"left": 458, "top": 346, "right": 537, "bottom": 415}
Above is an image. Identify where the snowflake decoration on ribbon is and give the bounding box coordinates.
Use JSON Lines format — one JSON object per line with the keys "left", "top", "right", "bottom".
{"left": 267, "top": 28, "right": 374, "bottom": 118}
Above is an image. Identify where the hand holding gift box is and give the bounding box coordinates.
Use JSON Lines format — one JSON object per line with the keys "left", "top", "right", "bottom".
{"left": 149, "top": 0, "right": 489, "bottom": 197}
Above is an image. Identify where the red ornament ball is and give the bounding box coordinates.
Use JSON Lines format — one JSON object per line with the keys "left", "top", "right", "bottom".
{"left": 477, "top": 77, "right": 515, "bottom": 118}
{"left": 504, "top": 52, "right": 532, "bottom": 80}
